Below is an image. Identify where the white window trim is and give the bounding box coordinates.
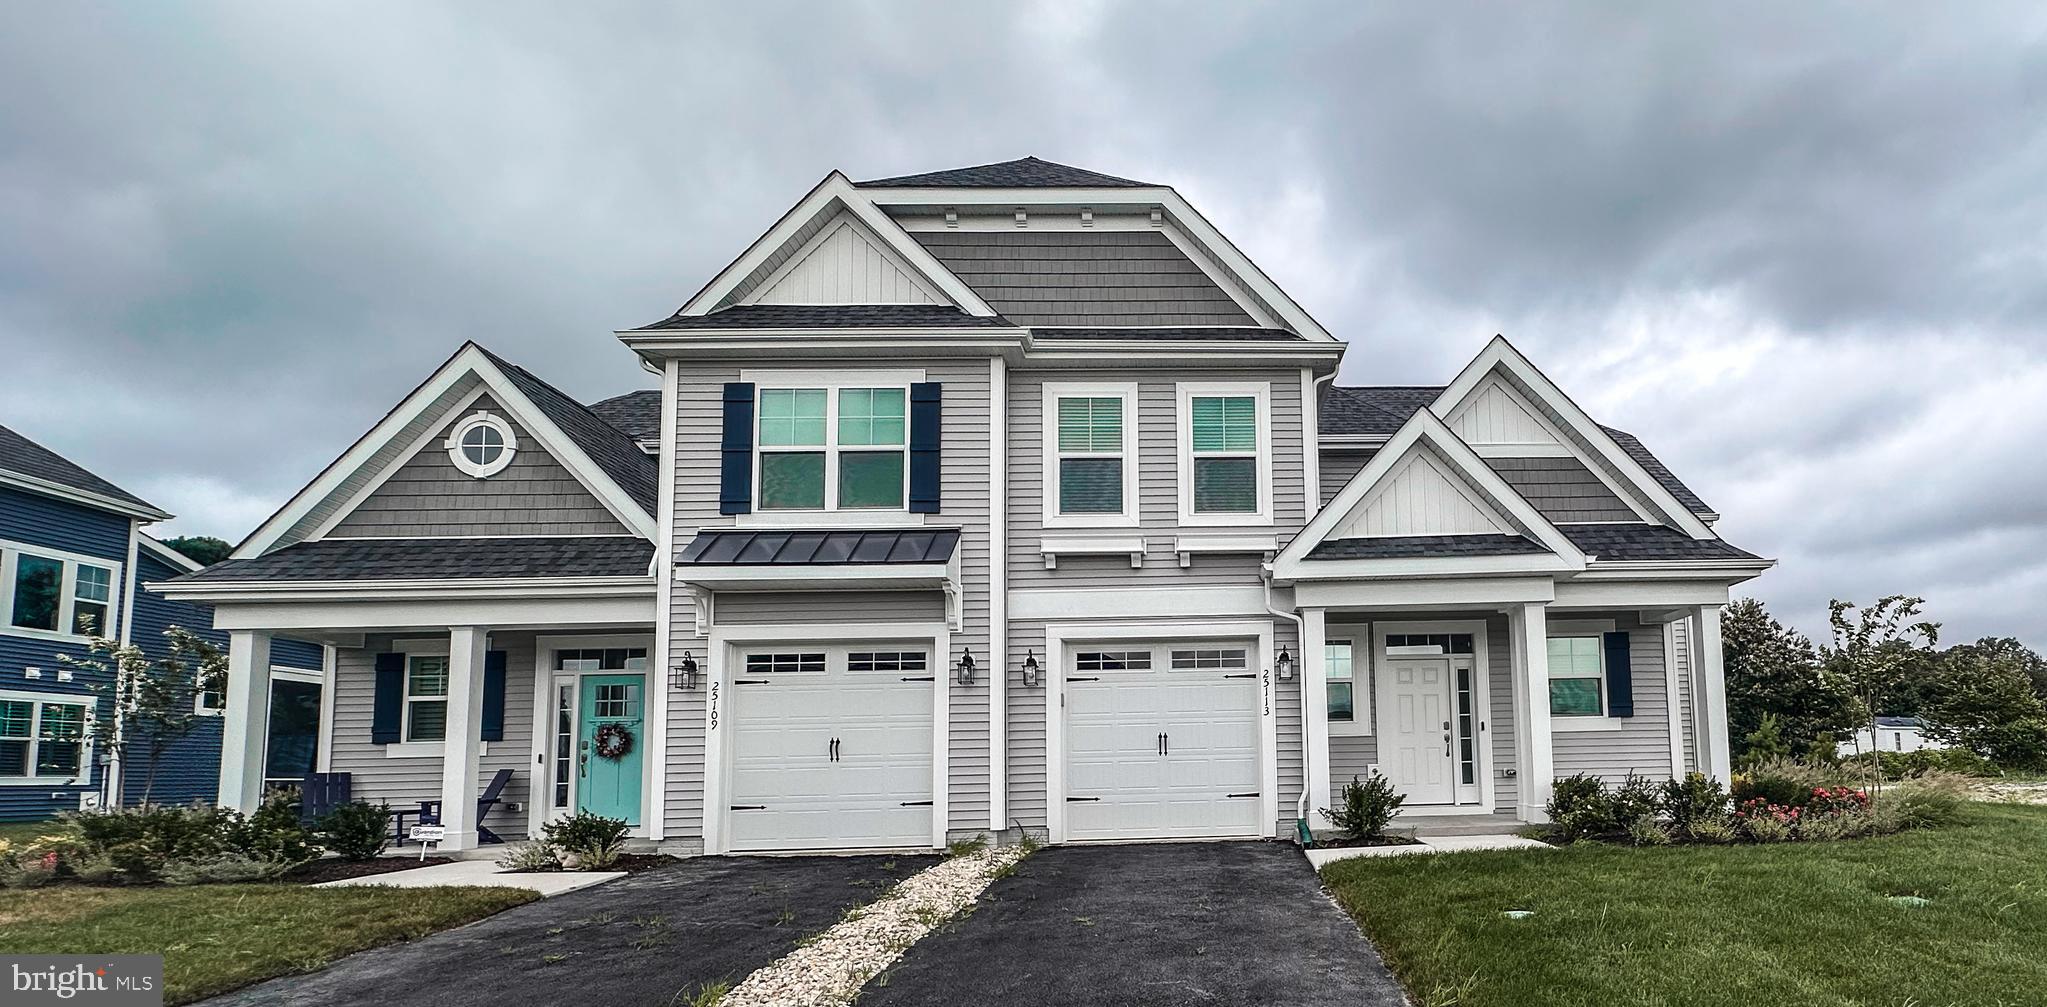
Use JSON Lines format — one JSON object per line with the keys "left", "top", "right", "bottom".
{"left": 1546, "top": 618, "right": 1618, "bottom": 724}
{"left": 1175, "top": 381, "right": 1274, "bottom": 528}
{"left": 196, "top": 663, "right": 320, "bottom": 717}
{"left": 0, "top": 688, "right": 94, "bottom": 786}
{"left": 1042, "top": 381, "right": 1140, "bottom": 530}
{"left": 0, "top": 538, "right": 122, "bottom": 643}
{"left": 403, "top": 653, "right": 452, "bottom": 745}
{"left": 744, "top": 369, "right": 923, "bottom": 516}
{"left": 445, "top": 411, "right": 518, "bottom": 478}
{"left": 1326, "top": 636, "right": 1371, "bottom": 737}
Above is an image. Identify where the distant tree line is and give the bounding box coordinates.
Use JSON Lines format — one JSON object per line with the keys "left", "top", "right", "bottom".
{"left": 1724, "top": 595, "right": 2047, "bottom": 770}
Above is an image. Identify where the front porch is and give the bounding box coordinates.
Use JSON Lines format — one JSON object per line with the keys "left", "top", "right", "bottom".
{"left": 1296, "top": 590, "right": 1732, "bottom": 833}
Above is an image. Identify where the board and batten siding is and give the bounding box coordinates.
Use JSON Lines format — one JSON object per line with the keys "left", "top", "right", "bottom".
{"left": 327, "top": 394, "right": 629, "bottom": 539}
{"left": 664, "top": 357, "right": 993, "bottom": 843}
{"left": 327, "top": 632, "right": 536, "bottom": 840}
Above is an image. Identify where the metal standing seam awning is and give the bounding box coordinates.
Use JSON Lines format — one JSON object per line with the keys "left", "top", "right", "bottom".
{"left": 673, "top": 528, "right": 964, "bottom": 628}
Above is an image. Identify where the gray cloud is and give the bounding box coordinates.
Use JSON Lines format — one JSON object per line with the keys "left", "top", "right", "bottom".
{"left": 3, "top": 2, "right": 2046, "bottom": 646}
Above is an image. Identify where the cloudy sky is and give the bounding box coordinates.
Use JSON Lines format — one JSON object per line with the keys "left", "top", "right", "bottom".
{"left": 4, "top": 3, "right": 2045, "bottom": 647}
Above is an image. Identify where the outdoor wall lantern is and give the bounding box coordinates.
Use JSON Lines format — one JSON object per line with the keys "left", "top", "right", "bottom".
{"left": 671, "top": 651, "right": 700, "bottom": 690}
{"left": 1275, "top": 645, "right": 1295, "bottom": 681}
{"left": 1020, "top": 649, "right": 1041, "bottom": 687}
{"left": 955, "top": 646, "right": 977, "bottom": 685}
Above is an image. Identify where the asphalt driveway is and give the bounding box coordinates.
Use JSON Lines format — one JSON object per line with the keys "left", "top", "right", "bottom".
{"left": 201, "top": 853, "right": 934, "bottom": 1007}
{"left": 859, "top": 841, "right": 1409, "bottom": 1007}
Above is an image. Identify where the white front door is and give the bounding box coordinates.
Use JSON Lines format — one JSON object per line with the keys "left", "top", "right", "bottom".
{"left": 727, "top": 645, "right": 934, "bottom": 852}
{"left": 1380, "top": 656, "right": 1456, "bottom": 805}
{"left": 1063, "top": 643, "right": 1262, "bottom": 841}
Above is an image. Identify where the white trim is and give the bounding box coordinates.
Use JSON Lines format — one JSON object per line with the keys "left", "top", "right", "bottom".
{"left": 1293, "top": 576, "right": 1557, "bottom": 610}
{"left": 1038, "top": 535, "right": 1146, "bottom": 569}
{"left": 1430, "top": 336, "right": 1715, "bottom": 538}
{"left": 988, "top": 354, "right": 1009, "bottom": 831}
{"left": 1009, "top": 585, "right": 1268, "bottom": 621}
{"left": 746, "top": 373, "right": 918, "bottom": 516}
{"left": 1041, "top": 381, "right": 1140, "bottom": 529}
{"left": 108, "top": 520, "right": 144, "bottom": 807}
{"left": 443, "top": 411, "right": 518, "bottom": 478}
{"left": 156, "top": 576, "right": 655, "bottom": 605}
{"left": 0, "top": 687, "right": 95, "bottom": 787}
{"left": 679, "top": 174, "right": 997, "bottom": 317}
{"left": 1445, "top": 379, "right": 1654, "bottom": 522}
{"left": 740, "top": 210, "right": 949, "bottom": 307}
{"left": 1690, "top": 604, "right": 1732, "bottom": 783}
{"left": 1662, "top": 621, "right": 1684, "bottom": 778}
{"left": 204, "top": 595, "right": 656, "bottom": 633}
{"left": 1271, "top": 408, "right": 1587, "bottom": 580}
{"left": 734, "top": 511, "right": 926, "bottom": 529}
{"left": 1369, "top": 620, "right": 1493, "bottom": 812}
{"left": 529, "top": 633, "right": 658, "bottom": 839}
{"left": 0, "top": 470, "right": 171, "bottom": 522}
{"left": 0, "top": 537, "right": 125, "bottom": 643}
{"left": 1175, "top": 380, "right": 1274, "bottom": 528}
{"left": 701, "top": 620, "right": 951, "bottom": 855}
{"left": 1302, "top": 608, "right": 1331, "bottom": 827}
{"left": 137, "top": 535, "right": 202, "bottom": 573}
{"left": 648, "top": 358, "right": 679, "bottom": 840}
{"left": 676, "top": 563, "right": 952, "bottom": 593}
{"left": 1043, "top": 619, "right": 1278, "bottom": 845}
{"left": 1324, "top": 633, "right": 1371, "bottom": 738}
{"left": 315, "top": 644, "right": 337, "bottom": 774}
{"left": 1552, "top": 718, "right": 1624, "bottom": 733}
{"left": 1507, "top": 603, "right": 1554, "bottom": 821}
{"left": 1301, "top": 368, "right": 1321, "bottom": 520}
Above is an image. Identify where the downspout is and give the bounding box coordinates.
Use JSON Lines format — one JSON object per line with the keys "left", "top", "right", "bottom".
{"left": 1268, "top": 369, "right": 1338, "bottom": 846}
{"left": 1263, "top": 573, "right": 1310, "bottom": 846}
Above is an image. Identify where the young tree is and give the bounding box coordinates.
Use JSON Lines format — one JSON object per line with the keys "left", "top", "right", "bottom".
{"left": 1824, "top": 596, "right": 1940, "bottom": 793}
{"left": 59, "top": 628, "right": 228, "bottom": 803}
{"left": 1722, "top": 599, "right": 1855, "bottom": 758}
{"left": 1922, "top": 638, "right": 2047, "bottom": 770}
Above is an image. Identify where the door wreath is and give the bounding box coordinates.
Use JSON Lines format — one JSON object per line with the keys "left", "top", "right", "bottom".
{"left": 593, "top": 723, "right": 635, "bottom": 761}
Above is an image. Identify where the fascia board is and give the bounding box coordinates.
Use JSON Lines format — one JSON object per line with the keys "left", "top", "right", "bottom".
{"left": 0, "top": 471, "right": 172, "bottom": 522}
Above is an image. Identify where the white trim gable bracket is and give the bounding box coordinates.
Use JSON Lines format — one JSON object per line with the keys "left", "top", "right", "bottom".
{"left": 234, "top": 342, "right": 657, "bottom": 558}
{"left": 1272, "top": 408, "right": 1587, "bottom": 581}
{"left": 1431, "top": 336, "right": 1715, "bottom": 539}
{"left": 677, "top": 173, "right": 997, "bottom": 318}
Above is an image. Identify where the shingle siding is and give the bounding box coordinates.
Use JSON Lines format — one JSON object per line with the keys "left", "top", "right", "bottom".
{"left": 1486, "top": 457, "right": 1640, "bottom": 523}
{"left": 914, "top": 231, "right": 1259, "bottom": 328}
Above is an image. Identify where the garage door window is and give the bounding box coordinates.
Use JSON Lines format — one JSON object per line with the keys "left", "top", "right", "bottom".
{"left": 1075, "top": 650, "right": 1151, "bottom": 672}
{"left": 746, "top": 652, "right": 826, "bottom": 675}
{"left": 1169, "top": 649, "right": 1248, "bottom": 670}
{"left": 848, "top": 652, "right": 927, "bottom": 673}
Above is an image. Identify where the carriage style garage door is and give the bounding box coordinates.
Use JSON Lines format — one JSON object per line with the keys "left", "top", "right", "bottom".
{"left": 1063, "top": 642, "right": 1262, "bottom": 841}
{"left": 727, "top": 645, "right": 935, "bottom": 852}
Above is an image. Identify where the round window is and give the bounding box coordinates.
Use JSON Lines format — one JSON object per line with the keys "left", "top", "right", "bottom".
{"left": 447, "top": 413, "right": 517, "bottom": 477}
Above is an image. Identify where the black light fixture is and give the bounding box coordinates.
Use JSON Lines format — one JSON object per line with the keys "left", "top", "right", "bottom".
{"left": 955, "top": 646, "right": 977, "bottom": 685}
{"left": 671, "top": 651, "right": 700, "bottom": 690}
{"left": 1020, "top": 649, "right": 1041, "bottom": 687}
{"left": 1275, "top": 645, "right": 1295, "bottom": 681}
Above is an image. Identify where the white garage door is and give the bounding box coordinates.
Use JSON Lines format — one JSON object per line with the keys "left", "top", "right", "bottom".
{"left": 728, "top": 645, "right": 934, "bottom": 852}
{"left": 1064, "top": 642, "right": 1262, "bottom": 841}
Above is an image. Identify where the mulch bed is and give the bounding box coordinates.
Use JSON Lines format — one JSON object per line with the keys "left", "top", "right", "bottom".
{"left": 1311, "top": 834, "right": 1424, "bottom": 849}
{"left": 292, "top": 856, "right": 457, "bottom": 884}
{"left": 609, "top": 854, "right": 683, "bottom": 873}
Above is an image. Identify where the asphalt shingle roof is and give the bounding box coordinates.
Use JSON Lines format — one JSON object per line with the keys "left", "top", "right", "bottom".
{"left": 1306, "top": 534, "right": 1550, "bottom": 561}
{"left": 854, "top": 156, "right": 1153, "bottom": 189}
{"left": 0, "top": 423, "right": 162, "bottom": 515}
{"left": 677, "top": 528, "right": 960, "bottom": 566}
{"left": 588, "top": 390, "right": 662, "bottom": 442}
{"left": 1556, "top": 524, "right": 1760, "bottom": 562}
{"left": 633, "top": 304, "right": 1017, "bottom": 331}
{"left": 170, "top": 536, "right": 654, "bottom": 583}
{"left": 475, "top": 347, "right": 659, "bottom": 517}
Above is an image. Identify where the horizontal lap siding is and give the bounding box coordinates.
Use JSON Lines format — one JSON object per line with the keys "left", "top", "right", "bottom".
{"left": 1324, "top": 614, "right": 1515, "bottom": 813}
{"left": 0, "top": 485, "right": 130, "bottom": 559}
{"left": 328, "top": 632, "right": 535, "bottom": 840}
{"left": 1674, "top": 617, "right": 1697, "bottom": 773}
{"left": 1318, "top": 448, "right": 1374, "bottom": 508}
{"left": 328, "top": 395, "right": 629, "bottom": 538}
{"left": 666, "top": 358, "right": 993, "bottom": 842}
{"left": 1554, "top": 614, "right": 1676, "bottom": 783}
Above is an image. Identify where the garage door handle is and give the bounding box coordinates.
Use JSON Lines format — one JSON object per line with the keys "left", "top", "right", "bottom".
{"left": 1225, "top": 792, "right": 1259, "bottom": 799}
{"left": 733, "top": 679, "right": 773, "bottom": 685}
{"left": 900, "top": 676, "right": 935, "bottom": 682}
{"left": 1222, "top": 673, "right": 1256, "bottom": 679}
{"left": 1065, "top": 796, "right": 1101, "bottom": 802}
{"left": 1067, "top": 676, "right": 1100, "bottom": 682}
{"left": 730, "top": 805, "right": 766, "bottom": 811}
{"left": 899, "top": 800, "right": 933, "bottom": 807}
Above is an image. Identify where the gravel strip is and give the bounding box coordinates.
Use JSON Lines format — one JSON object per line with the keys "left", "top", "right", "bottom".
{"left": 721, "top": 846, "right": 1030, "bottom": 1007}
{"left": 1977, "top": 781, "right": 2047, "bottom": 805}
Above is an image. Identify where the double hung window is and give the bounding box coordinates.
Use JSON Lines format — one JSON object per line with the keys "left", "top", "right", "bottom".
{"left": 758, "top": 384, "right": 908, "bottom": 511}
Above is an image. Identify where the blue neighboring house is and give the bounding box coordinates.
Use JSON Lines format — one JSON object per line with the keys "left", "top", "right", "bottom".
{"left": 0, "top": 423, "right": 322, "bottom": 820}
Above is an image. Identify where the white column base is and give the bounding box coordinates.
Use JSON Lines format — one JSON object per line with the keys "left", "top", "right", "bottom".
{"left": 438, "top": 627, "right": 489, "bottom": 852}
{"left": 1301, "top": 607, "right": 1331, "bottom": 828}
{"left": 217, "top": 630, "right": 274, "bottom": 812}
{"left": 1508, "top": 603, "right": 1553, "bottom": 823}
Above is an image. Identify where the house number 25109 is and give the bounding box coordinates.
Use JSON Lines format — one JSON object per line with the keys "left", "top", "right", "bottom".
{"left": 708, "top": 681, "right": 720, "bottom": 731}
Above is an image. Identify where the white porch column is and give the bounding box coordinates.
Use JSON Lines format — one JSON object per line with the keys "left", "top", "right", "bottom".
{"left": 217, "top": 630, "right": 273, "bottom": 812}
{"left": 1688, "top": 606, "right": 1732, "bottom": 784}
{"left": 1301, "top": 607, "right": 1331, "bottom": 829}
{"left": 438, "top": 626, "right": 490, "bottom": 851}
{"left": 1507, "top": 603, "right": 1553, "bottom": 822}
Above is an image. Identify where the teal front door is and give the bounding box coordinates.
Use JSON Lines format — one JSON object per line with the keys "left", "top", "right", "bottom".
{"left": 577, "top": 674, "right": 644, "bottom": 825}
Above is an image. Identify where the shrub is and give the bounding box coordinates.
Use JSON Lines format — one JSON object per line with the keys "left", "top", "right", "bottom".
{"left": 1731, "top": 757, "right": 1848, "bottom": 809}
{"left": 1880, "top": 771, "right": 1970, "bottom": 829}
{"left": 69, "top": 804, "right": 231, "bottom": 881}
{"left": 1845, "top": 747, "right": 1998, "bottom": 779}
{"left": 1323, "top": 772, "right": 1406, "bottom": 841}
{"left": 221, "top": 791, "right": 318, "bottom": 866}
{"left": 1547, "top": 774, "right": 1617, "bottom": 840}
{"left": 1737, "top": 800, "right": 1799, "bottom": 842}
{"left": 1687, "top": 816, "right": 1740, "bottom": 844}
{"left": 161, "top": 852, "right": 297, "bottom": 885}
{"left": 1627, "top": 815, "right": 1673, "bottom": 846}
{"left": 1658, "top": 773, "right": 1729, "bottom": 836}
{"left": 319, "top": 802, "right": 392, "bottom": 862}
{"left": 1610, "top": 773, "right": 1661, "bottom": 826}
{"left": 541, "top": 811, "right": 630, "bottom": 870}
{"left": 497, "top": 840, "right": 564, "bottom": 872}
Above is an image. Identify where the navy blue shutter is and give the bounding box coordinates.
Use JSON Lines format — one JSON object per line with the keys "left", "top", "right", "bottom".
{"left": 371, "top": 653, "right": 404, "bottom": 744}
{"left": 720, "top": 382, "right": 756, "bottom": 515}
{"left": 1603, "top": 631, "right": 1634, "bottom": 718}
{"left": 909, "top": 382, "right": 942, "bottom": 513}
{"left": 480, "top": 651, "right": 507, "bottom": 742}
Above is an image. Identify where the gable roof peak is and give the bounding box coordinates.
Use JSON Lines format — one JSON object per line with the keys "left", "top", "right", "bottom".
{"left": 854, "top": 156, "right": 1154, "bottom": 189}
{"left": 0, "top": 422, "right": 169, "bottom": 520}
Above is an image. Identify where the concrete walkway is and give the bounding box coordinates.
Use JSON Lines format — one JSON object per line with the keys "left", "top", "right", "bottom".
{"left": 312, "top": 859, "right": 624, "bottom": 897}
{"left": 1305, "top": 833, "right": 1552, "bottom": 868}
{"left": 858, "top": 842, "right": 1410, "bottom": 1007}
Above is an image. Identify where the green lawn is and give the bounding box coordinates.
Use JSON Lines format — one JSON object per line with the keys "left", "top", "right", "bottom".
{"left": 1323, "top": 804, "right": 2047, "bottom": 1007}
{"left": 0, "top": 883, "right": 535, "bottom": 1004}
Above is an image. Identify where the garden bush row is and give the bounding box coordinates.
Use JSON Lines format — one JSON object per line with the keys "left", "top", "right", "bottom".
{"left": 0, "top": 792, "right": 395, "bottom": 888}
{"left": 1545, "top": 760, "right": 1968, "bottom": 845}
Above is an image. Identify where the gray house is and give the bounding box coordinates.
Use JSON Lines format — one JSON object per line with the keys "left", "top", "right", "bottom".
{"left": 159, "top": 157, "right": 1770, "bottom": 854}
